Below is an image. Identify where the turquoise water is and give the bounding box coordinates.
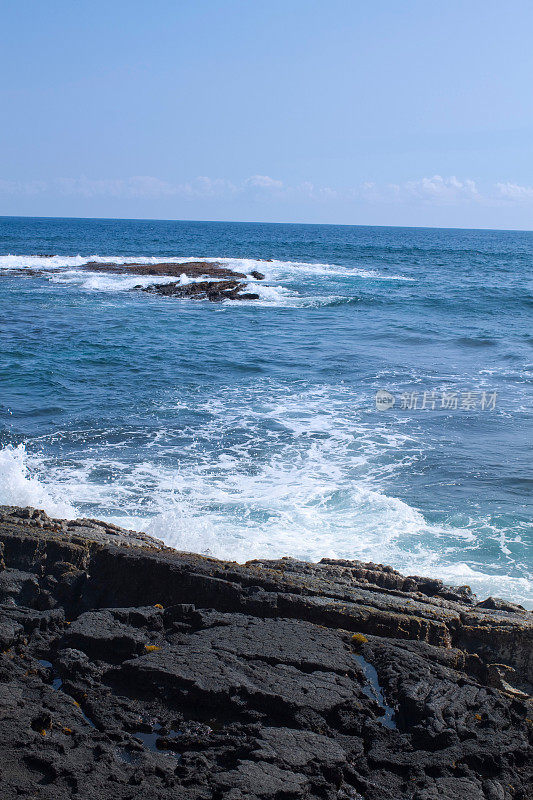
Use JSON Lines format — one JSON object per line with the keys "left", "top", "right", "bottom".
{"left": 0, "top": 216, "right": 531, "bottom": 605}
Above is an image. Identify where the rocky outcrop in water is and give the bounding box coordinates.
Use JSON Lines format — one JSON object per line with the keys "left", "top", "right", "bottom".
{"left": 83, "top": 261, "right": 265, "bottom": 302}
{"left": 83, "top": 261, "right": 253, "bottom": 279}
{"left": 1, "top": 261, "right": 266, "bottom": 301}
{"left": 141, "top": 279, "right": 260, "bottom": 302}
{"left": 0, "top": 505, "right": 531, "bottom": 799}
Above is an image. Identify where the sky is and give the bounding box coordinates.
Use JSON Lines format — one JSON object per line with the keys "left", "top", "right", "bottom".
{"left": 1, "top": 0, "right": 533, "bottom": 229}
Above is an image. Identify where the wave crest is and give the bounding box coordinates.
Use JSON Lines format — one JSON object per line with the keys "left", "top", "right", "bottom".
{"left": 0, "top": 444, "right": 78, "bottom": 519}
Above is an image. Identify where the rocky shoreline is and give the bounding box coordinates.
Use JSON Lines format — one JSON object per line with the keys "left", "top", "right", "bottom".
{"left": 0, "top": 505, "right": 531, "bottom": 799}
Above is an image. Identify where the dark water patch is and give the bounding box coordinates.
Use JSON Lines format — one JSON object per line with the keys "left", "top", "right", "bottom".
{"left": 79, "top": 708, "right": 98, "bottom": 729}
{"left": 456, "top": 336, "right": 497, "bottom": 348}
{"left": 354, "top": 654, "right": 396, "bottom": 730}
{"left": 133, "top": 730, "right": 164, "bottom": 749}
{"left": 38, "top": 659, "right": 63, "bottom": 690}
{"left": 132, "top": 723, "right": 183, "bottom": 756}
{"left": 38, "top": 659, "right": 97, "bottom": 727}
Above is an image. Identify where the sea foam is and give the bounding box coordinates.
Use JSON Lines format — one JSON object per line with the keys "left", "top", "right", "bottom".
{"left": 1, "top": 383, "right": 530, "bottom": 610}
{"left": 0, "top": 253, "right": 414, "bottom": 307}
{"left": 0, "top": 444, "right": 78, "bottom": 519}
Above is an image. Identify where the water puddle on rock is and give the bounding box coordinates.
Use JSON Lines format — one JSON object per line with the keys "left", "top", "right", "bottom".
{"left": 129, "top": 723, "right": 183, "bottom": 760}
{"left": 38, "top": 659, "right": 63, "bottom": 690}
{"left": 354, "top": 654, "right": 396, "bottom": 730}
{"left": 38, "top": 659, "right": 96, "bottom": 728}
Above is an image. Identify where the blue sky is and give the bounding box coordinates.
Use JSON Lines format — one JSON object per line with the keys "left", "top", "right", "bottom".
{"left": 1, "top": 0, "right": 532, "bottom": 228}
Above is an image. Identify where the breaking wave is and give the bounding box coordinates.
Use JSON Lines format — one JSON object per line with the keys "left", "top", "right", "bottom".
{"left": 0, "top": 253, "right": 415, "bottom": 308}
{"left": 1, "top": 377, "right": 530, "bottom": 611}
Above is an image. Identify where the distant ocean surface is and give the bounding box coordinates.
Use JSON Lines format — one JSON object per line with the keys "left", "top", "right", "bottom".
{"left": 0, "top": 216, "right": 531, "bottom": 606}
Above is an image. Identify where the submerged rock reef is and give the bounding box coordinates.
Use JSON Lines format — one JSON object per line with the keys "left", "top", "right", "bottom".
{"left": 142, "top": 278, "right": 260, "bottom": 302}
{"left": 87, "top": 261, "right": 264, "bottom": 301}
{"left": 0, "top": 505, "right": 531, "bottom": 800}
{"left": 1, "top": 260, "right": 266, "bottom": 301}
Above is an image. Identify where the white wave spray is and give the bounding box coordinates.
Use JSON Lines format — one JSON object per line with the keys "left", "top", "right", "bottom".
{"left": 1, "top": 379, "right": 530, "bottom": 609}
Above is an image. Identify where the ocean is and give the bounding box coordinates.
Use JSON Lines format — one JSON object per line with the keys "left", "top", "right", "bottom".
{"left": 0, "top": 216, "right": 531, "bottom": 606}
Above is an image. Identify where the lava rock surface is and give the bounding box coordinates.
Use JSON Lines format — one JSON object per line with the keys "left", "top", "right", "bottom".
{"left": 83, "top": 261, "right": 249, "bottom": 279}
{"left": 1, "top": 261, "right": 266, "bottom": 302}
{"left": 83, "top": 261, "right": 265, "bottom": 301}
{"left": 141, "top": 278, "right": 260, "bottom": 302}
{"left": 0, "top": 505, "right": 531, "bottom": 799}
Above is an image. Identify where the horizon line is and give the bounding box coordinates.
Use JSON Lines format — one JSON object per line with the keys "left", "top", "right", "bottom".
{"left": 0, "top": 213, "right": 532, "bottom": 234}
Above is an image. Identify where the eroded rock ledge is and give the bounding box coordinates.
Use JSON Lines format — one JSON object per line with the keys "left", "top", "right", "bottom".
{"left": 0, "top": 505, "right": 531, "bottom": 800}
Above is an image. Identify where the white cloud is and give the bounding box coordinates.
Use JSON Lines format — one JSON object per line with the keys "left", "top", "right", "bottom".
{"left": 496, "top": 181, "right": 533, "bottom": 202}
{"left": 245, "top": 175, "right": 283, "bottom": 189}
{"left": 294, "top": 182, "right": 340, "bottom": 201}
{"left": 55, "top": 176, "right": 178, "bottom": 199}
{"left": 403, "top": 175, "right": 480, "bottom": 203}
{"left": 0, "top": 179, "right": 47, "bottom": 195}
{"left": 176, "top": 177, "right": 239, "bottom": 198}
{"left": 2, "top": 174, "right": 533, "bottom": 208}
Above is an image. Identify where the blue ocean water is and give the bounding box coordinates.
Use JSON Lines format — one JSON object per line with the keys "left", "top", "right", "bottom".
{"left": 0, "top": 216, "right": 531, "bottom": 605}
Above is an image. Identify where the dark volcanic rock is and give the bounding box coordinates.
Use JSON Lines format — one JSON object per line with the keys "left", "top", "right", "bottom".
{"left": 0, "top": 268, "right": 47, "bottom": 278}
{"left": 142, "top": 279, "right": 260, "bottom": 302}
{"left": 83, "top": 261, "right": 246, "bottom": 279}
{"left": 0, "top": 505, "right": 531, "bottom": 800}
{"left": 3, "top": 260, "right": 266, "bottom": 302}
{"left": 82, "top": 261, "right": 264, "bottom": 301}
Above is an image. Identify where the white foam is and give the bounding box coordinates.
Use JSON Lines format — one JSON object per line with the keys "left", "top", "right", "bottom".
{"left": 0, "top": 252, "right": 414, "bottom": 306}
{"left": 50, "top": 270, "right": 187, "bottom": 292}
{"left": 209, "top": 257, "right": 414, "bottom": 282}
{"left": 1, "top": 382, "right": 529, "bottom": 607}
{"left": 0, "top": 253, "right": 414, "bottom": 283}
{"left": 0, "top": 254, "right": 214, "bottom": 270}
{"left": 226, "top": 282, "right": 302, "bottom": 307}
{"left": 6, "top": 440, "right": 529, "bottom": 606}
{"left": 0, "top": 254, "right": 91, "bottom": 270}
{"left": 432, "top": 563, "right": 531, "bottom": 607}
{"left": 0, "top": 444, "right": 78, "bottom": 519}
